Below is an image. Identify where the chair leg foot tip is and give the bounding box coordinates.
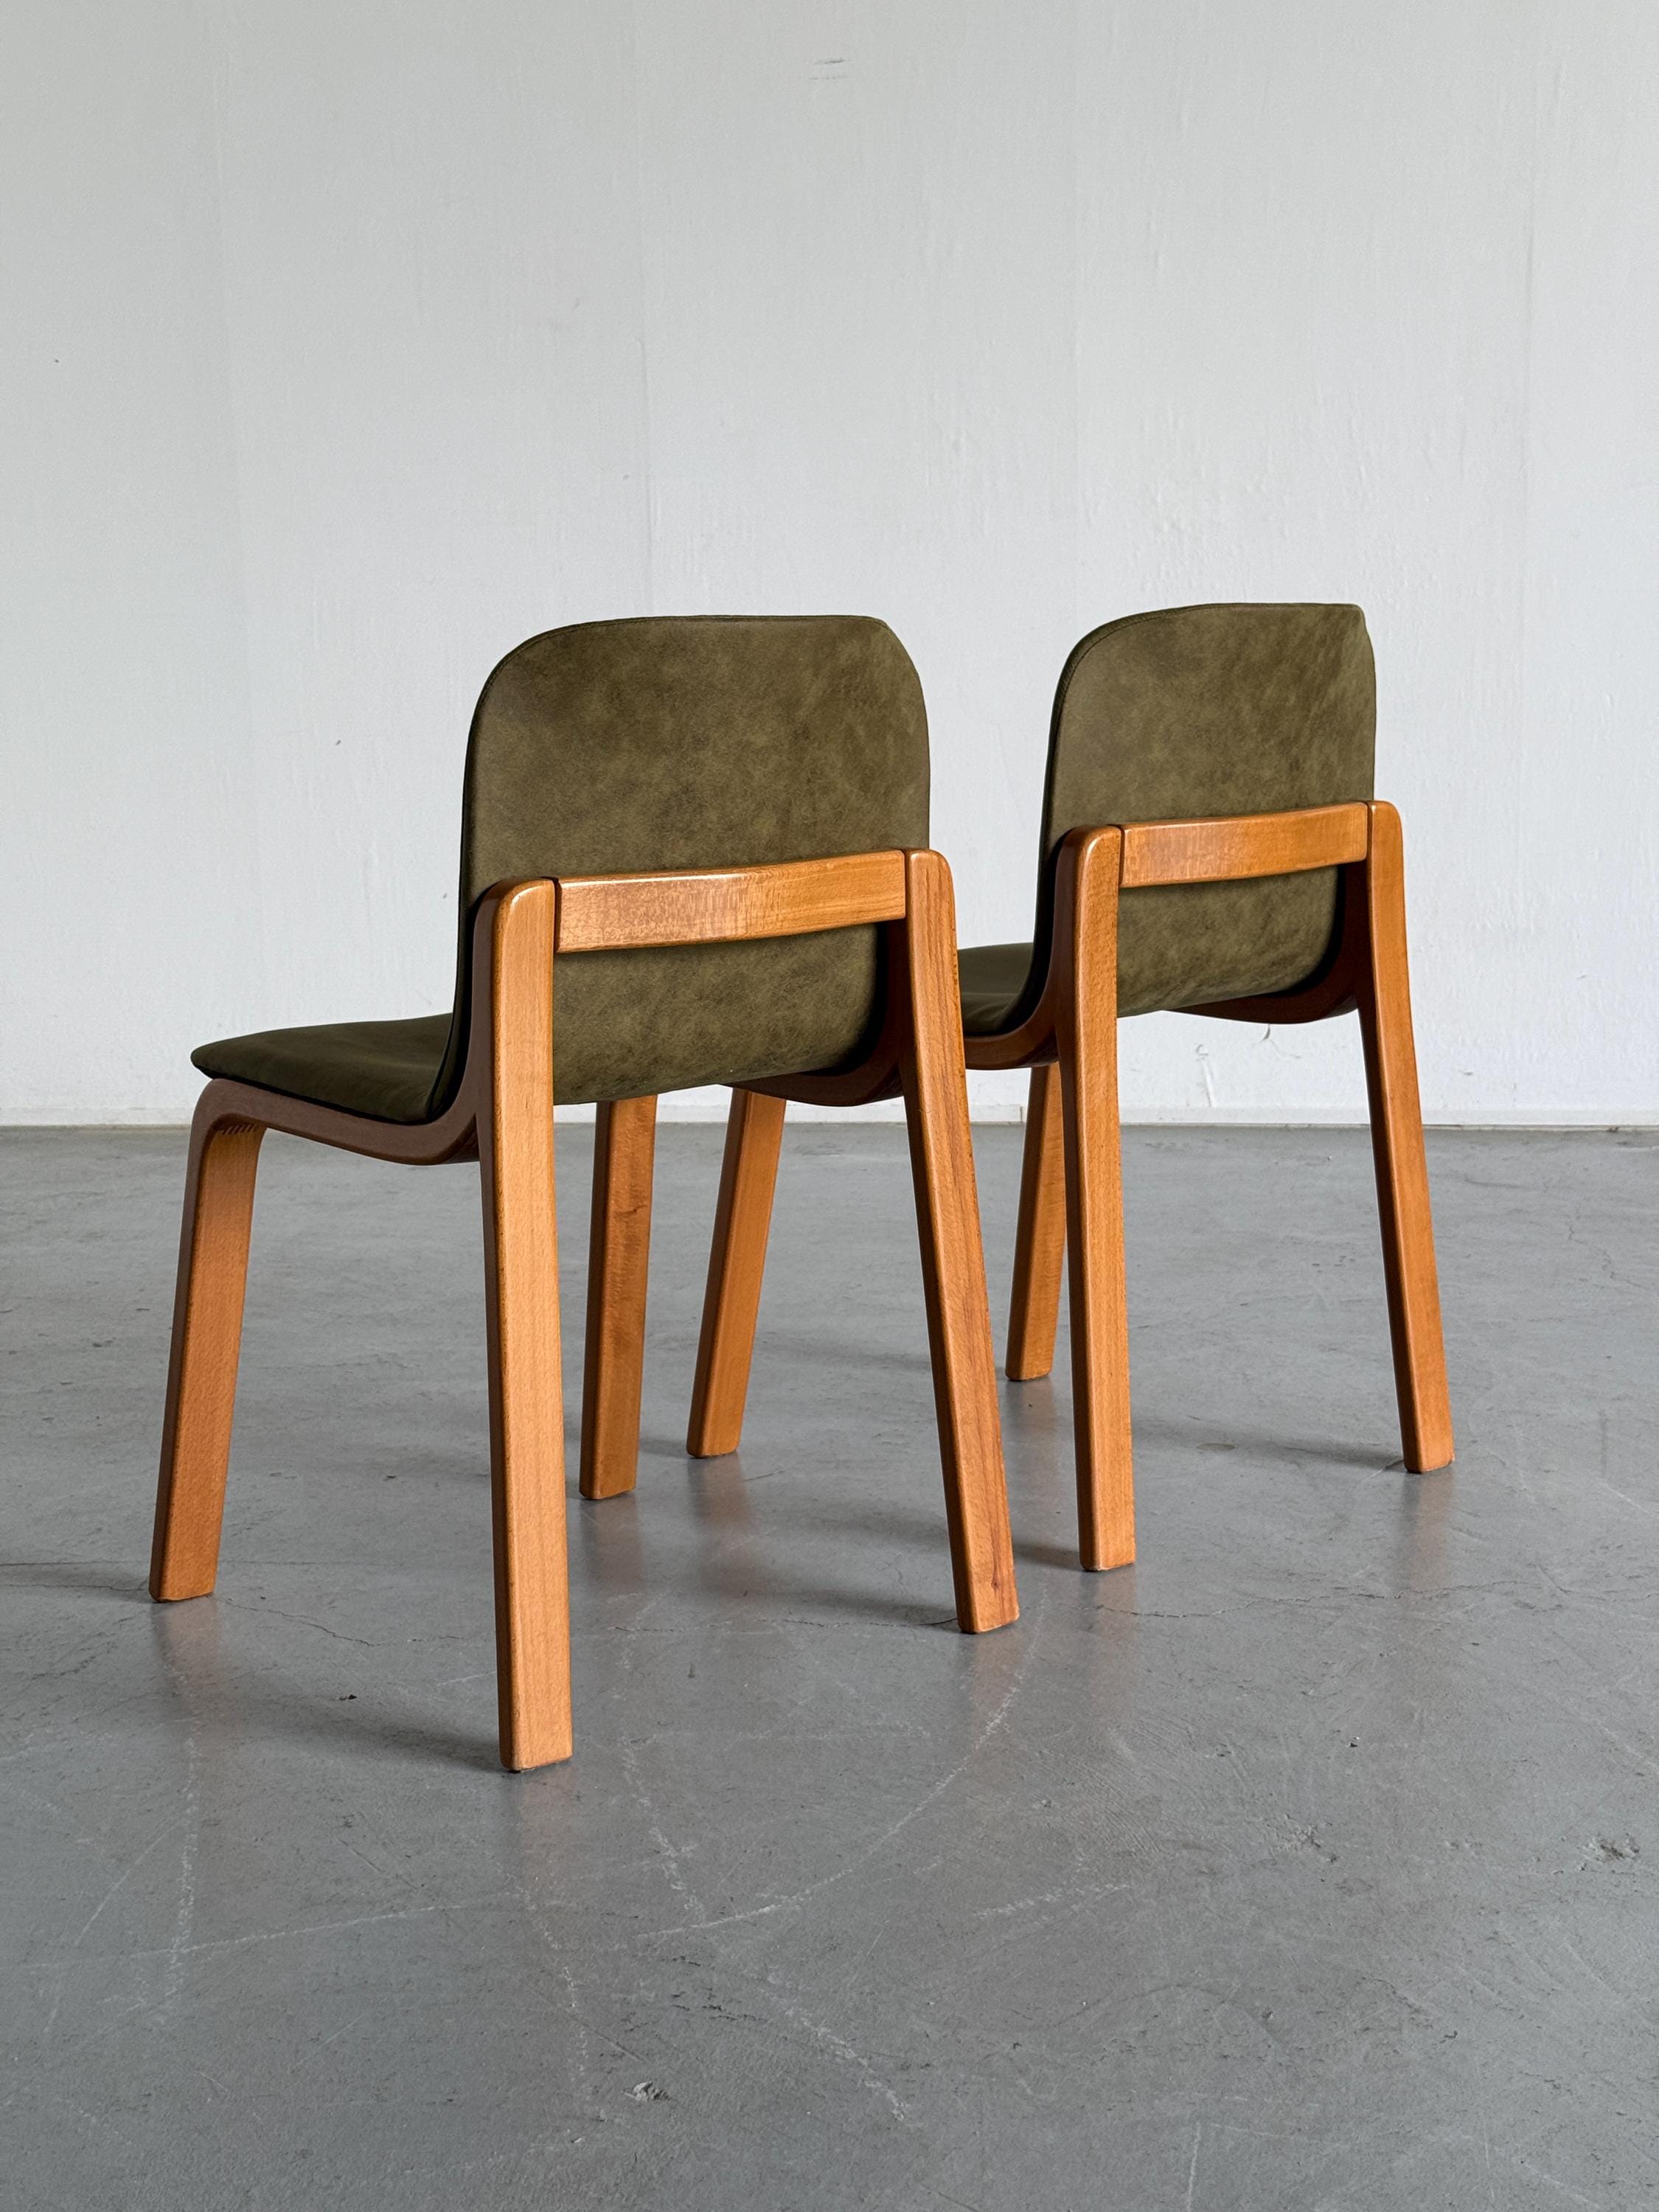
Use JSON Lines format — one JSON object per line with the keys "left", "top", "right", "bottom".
{"left": 961, "top": 1604, "right": 1020, "bottom": 1634}
{"left": 501, "top": 1740, "right": 575, "bottom": 1773}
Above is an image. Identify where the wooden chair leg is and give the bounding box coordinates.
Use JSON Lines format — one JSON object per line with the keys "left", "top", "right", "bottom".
{"left": 580, "top": 1095, "right": 658, "bottom": 1500}
{"left": 1357, "top": 804, "right": 1455, "bottom": 1472}
{"left": 477, "top": 882, "right": 571, "bottom": 1770}
{"left": 686, "top": 1087, "right": 786, "bottom": 1458}
{"left": 150, "top": 1107, "right": 265, "bottom": 1601}
{"left": 1006, "top": 1061, "right": 1067, "bottom": 1380}
{"left": 899, "top": 850, "right": 1018, "bottom": 1632}
{"left": 1054, "top": 829, "right": 1135, "bottom": 1571}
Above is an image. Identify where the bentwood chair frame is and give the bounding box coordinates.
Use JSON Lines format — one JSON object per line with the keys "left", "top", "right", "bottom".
{"left": 964, "top": 799, "right": 1453, "bottom": 1569}
{"left": 150, "top": 846, "right": 1018, "bottom": 1774}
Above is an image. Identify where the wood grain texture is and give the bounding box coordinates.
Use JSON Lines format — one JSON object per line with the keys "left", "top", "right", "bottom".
{"left": 686, "top": 1087, "right": 787, "bottom": 1458}
{"left": 899, "top": 849, "right": 1019, "bottom": 1632}
{"left": 148, "top": 849, "right": 1033, "bottom": 1770}
{"left": 1119, "top": 803, "right": 1368, "bottom": 888}
{"left": 580, "top": 1094, "right": 658, "bottom": 1500}
{"left": 476, "top": 880, "right": 572, "bottom": 1770}
{"left": 173, "top": 1074, "right": 481, "bottom": 1166}
{"left": 150, "top": 1105, "right": 265, "bottom": 1600}
{"left": 1052, "top": 829, "right": 1135, "bottom": 1571}
{"left": 1005, "top": 1060, "right": 1066, "bottom": 1380}
{"left": 555, "top": 849, "right": 907, "bottom": 953}
{"left": 1357, "top": 803, "right": 1455, "bottom": 1472}
{"left": 975, "top": 802, "right": 1452, "bottom": 1570}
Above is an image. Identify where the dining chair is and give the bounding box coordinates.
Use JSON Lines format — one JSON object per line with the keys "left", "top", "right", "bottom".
{"left": 684, "top": 602, "right": 1453, "bottom": 1574}
{"left": 149, "top": 616, "right": 1017, "bottom": 1773}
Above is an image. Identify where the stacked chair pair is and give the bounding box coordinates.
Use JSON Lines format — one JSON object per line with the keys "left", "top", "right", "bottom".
{"left": 151, "top": 604, "right": 1453, "bottom": 1771}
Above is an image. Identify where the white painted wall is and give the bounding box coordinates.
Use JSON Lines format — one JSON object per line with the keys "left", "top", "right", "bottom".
{"left": 4, "top": 1, "right": 1655, "bottom": 1124}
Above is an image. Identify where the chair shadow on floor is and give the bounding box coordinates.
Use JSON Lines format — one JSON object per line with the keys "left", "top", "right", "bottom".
{"left": 0, "top": 1559, "right": 148, "bottom": 1602}
{"left": 570, "top": 1446, "right": 981, "bottom": 1630}
{"left": 140, "top": 1536, "right": 964, "bottom": 1777}
{"left": 147, "top": 1597, "right": 511, "bottom": 1775}
{"left": 1003, "top": 1369, "right": 1409, "bottom": 1475}
{"left": 731, "top": 1327, "right": 936, "bottom": 1380}
{"left": 1127, "top": 1415, "right": 1407, "bottom": 1473}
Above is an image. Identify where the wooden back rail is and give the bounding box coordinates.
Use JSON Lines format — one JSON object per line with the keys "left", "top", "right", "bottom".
{"left": 1118, "top": 801, "right": 1368, "bottom": 888}
{"left": 962, "top": 803, "right": 1374, "bottom": 1076}
{"left": 555, "top": 849, "right": 907, "bottom": 951}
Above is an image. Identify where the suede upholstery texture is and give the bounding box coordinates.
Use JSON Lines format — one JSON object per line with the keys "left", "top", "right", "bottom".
{"left": 194, "top": 616, "right": 930, "bottom": 1119}
{"left": 958, "top": 602, "right": 1377, "bottom": 1036}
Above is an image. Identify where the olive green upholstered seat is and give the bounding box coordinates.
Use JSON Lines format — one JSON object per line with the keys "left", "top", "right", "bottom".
{"left": 956, "top": 602, "right": 1377, "bottom": 1035}
{"left": 195, "top": 616, "right": 930, "bottom": 1121}
{"left": 957, "top": 943, "right": 1032, "bottom": 1037}
{"left": 194, "top": 1016, "right": 450, "bottom": 1126}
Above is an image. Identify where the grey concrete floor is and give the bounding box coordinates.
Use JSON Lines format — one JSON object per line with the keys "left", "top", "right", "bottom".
{"left": 2, "top": 1121, "right": 1657, "bottom": 2211}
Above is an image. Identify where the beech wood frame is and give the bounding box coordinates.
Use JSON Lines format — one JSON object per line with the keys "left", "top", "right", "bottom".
{"left": 150, "top": 849, "right": 1017, "bottom": 1775}
{"left": 679, "top": 801, "right": 1454, "bottom": 1577}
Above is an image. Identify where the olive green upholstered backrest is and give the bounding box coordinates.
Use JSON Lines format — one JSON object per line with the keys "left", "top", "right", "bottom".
{"left": 434, "top": 615, "right": 929, "bottom": 1109}
{"left": 1036, "top": 603, "right": 1377, "bottom": 1017}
